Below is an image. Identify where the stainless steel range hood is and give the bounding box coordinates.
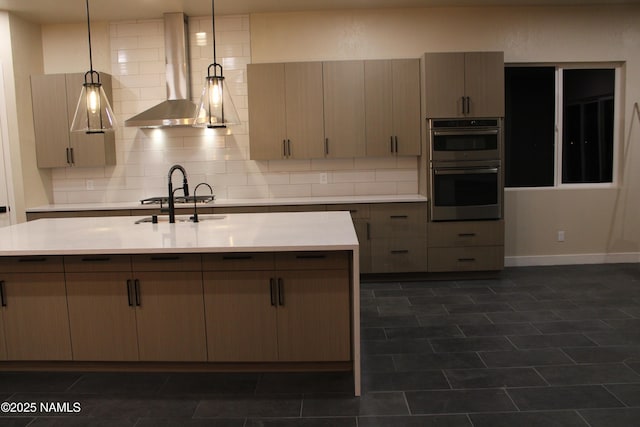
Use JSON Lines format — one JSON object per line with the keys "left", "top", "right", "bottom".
{"left": 125, "top": 13, "right": 196, "bottom": 128}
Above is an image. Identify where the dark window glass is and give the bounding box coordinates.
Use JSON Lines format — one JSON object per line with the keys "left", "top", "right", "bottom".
{"left": 504, "top": 67, "right": 556, "bottom": 187}
{"left": 562, "top": 69, "right": 615, "bottom": 183}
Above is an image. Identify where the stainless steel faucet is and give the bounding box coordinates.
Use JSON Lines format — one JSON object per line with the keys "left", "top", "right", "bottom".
{"left": 167, "top": 164, "right": 189, "bottom": 223}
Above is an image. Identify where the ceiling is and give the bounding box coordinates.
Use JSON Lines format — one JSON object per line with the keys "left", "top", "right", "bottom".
{"left": 1, "top": 0, "right": 639, "bottom": 24}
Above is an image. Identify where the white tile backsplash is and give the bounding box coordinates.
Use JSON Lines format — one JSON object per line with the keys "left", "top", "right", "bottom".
{"left": 50, "top": 14, "right": 419, "bottom": 204}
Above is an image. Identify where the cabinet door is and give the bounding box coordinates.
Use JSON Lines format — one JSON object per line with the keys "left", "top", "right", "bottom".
{"left": 276, "top": 269, "right": 351, "bottom": 362}
{"left": 285, "top": 62, "right": 325, "bottom": 159}
{"left": 1, "top": 273, "right": 71, "bottom": 360}
{"left": 134, "top": 271, "right": 207, "bottom": 361}
{"left": 323, "top": 61, "right": 366, "bottom": 158}
{"left": 66, "top": 272, "right": 139, "bottom": 361}
{"left": 464, "top": 52, "right": 505, "bottom": 117}
{"left": 365, "top": 60, "right": 394, "bottom": 157}
{"left": 424, "top": 52, "right": 465, "bottom": 118}
{"left": 392, "top": 59, "right": 421, "bottom": 155}
{"left": 203, "top": 271, "right": 278, "bottom": 362}
{"left": 66, "top": 73, "right": 116, "bottom": 167}
{"left": 31, "top": 74, "right": 71, "bottom": 168}
{"left": 248, "top": 63, "right": 287, "bottom": 160}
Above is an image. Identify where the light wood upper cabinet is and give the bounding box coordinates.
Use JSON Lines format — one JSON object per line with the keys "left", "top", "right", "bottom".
{"left": 0, "top": 259, "right": 72, "bottom": 360}
{"left": 365, "top": 59, "right": 421, "bottom": 156}
{"left": 424, "top": 52, "right": 504, "bottom": 118}
{"left": 248, "top": 62, "right": 324, "bottom": 160}
{"left": 323, "top": 60, "right": 366, "bottom": 158}
{"left": 31, "top": 73, "right": 116, "bottom": 168}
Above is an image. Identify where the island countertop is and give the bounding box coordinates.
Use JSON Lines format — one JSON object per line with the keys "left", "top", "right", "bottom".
{"left": 0, "top": 211, "right": 359, "bottom": 256}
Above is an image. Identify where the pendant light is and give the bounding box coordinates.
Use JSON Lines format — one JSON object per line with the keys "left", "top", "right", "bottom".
{"left": 70, "top": 0, "right": 116, "bottom": 134}
{"left": 193, "top": 0, "right": 241, "bottom": 129}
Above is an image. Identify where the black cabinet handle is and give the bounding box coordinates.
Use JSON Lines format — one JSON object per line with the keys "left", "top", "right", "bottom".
{"left": 126, "top": 280, "right": 133, "bottom": 307}
{"left": 295, "top": 254, "right": 326, "bottom": 260}
{"left": 278, "top": 278, "right": 284, "bottom": 306}
{"left": 66, "top": 148, "right": 71, "bottom": 164}
{"left": 283, "top": 140, "right": 287, "bottom": 157}
{"left": 82, "top": 257, "right": 111, "bottom": 262}
{"left": 391, "top": 250, "right": 409, "bottom": 254}
{"left": 18, "top": 257, "right": 47, "bottom": 263}
{"left": 366, "top": 222, "right": 371, "bottom": 240}
{"left": 390, "top": 215, "right": 408, "bottom": 219}
{"left": 149, "top": 256, "right": 180, "bottom": 261}
{"left": 461, "top": 96, "right": 466, "bottom": 115}
{"left": 269, "top": 278, "right": 276, "bottom": 306}
{"left": 325, "top": 138, "right": 329, "bottom": 155}
{"left": 70, "top": 148, "right": 75, "bottom": 164}
{"left": 287, "top": 139, "right": 292, "bottom": 157}
{"left": 394, "top": 136, "right": 399, "bottom": 153}
{"left": 458, "top": 258, "right": 476, "bottom": 262}
{"left": 222, "top": 255, "right": 253, "bottom": 261}
{"left": 458, "top": 233, "right": 476, "bottom": 237}
{"left": 134, "top": 279, "right": 141, "bottom": 306}
{"left": 390, "top": 136, "right": 394, "bottom": 153}
{"left": 0, "top": 280, "right": 6, "bottom": 307}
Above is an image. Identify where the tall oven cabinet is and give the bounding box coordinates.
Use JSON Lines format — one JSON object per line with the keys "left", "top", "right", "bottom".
{"left": 424, "top": 52, "right": 504, "bottom": 118}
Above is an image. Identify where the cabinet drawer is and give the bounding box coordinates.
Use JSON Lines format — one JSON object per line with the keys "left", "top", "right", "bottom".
{"left": 131, "top": 254, "right": 202, "bottom": 271}
{"left": 326, "top": 203, "right": 370, "bottom": 219}
{"left": 275, "top": 251, "right": 349, "bottom": 270}
{"left": 427, "top": 246, "right": 504, "bottom": 272}
{"left": 428, "top": 220, "right": 504, "bottom": 248}
{"left": 370, "top": 203, "right": 427, "bottom": 238}
{"left": 64, "top": 255, "right": 132, "bottom": 272}
{"left": 202, "top": 253, "right": 275, "bottom": 271}
{"left": 0, "top": 256, "right": 64, "bottom": 273}
{"left": 370, "top": 238, "right": 427, "bottom": 273}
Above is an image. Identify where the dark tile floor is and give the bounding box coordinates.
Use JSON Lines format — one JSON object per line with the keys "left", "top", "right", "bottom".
{"left": 3, "top": 263, "right": 640, "bottom": 426}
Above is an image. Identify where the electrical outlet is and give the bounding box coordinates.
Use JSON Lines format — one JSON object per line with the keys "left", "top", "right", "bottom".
{"left": 319, "top": 173, "right": 328, "bottom": 184}
{"left": 557, "top": 230, "right": 565, "bottom": 242}
{"left": 86, "top": 179, "right": 94, "bottom": 190}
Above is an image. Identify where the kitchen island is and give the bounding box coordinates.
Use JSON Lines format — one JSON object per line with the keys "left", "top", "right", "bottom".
{"left": 0, "top": 211, "right": 361, "bottom": 395}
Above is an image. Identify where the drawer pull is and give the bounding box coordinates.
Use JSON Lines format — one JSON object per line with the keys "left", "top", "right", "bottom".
{"left": 458, "top": 258, "right": 476, "bottom": 262}
{"left": 149, "top": 256, "right": 180, "bottom": 261}
{"left": 391, "top": 250, "right": 409, "bottom": 254}
{"left": 81, "top": 257, "right": 111, "bottom": 262}
{"left": 458, "top": 233, "right": 476, "bottom": 237}
{"left": 126, "top": 280, "right": 134, "bottom": 307}
{"left": 295, "top": 254, "right": 326, "bottom": 260}
{"left": 18, "top": 257, "right": 47, "bottom": 263}
{"left": 390, "top": 215, "right": 408, "bottom": 219}
{"left": 134, "top": 279, "right": 141, "bottom": 306}
{"left": 278, "top": 278, "right": 285, "bottom": 306}
{"left": 222, "top": 255, "right": 253, "bottom": 261}
{"left": 0, "top": 280, "right": 6, "bottom": 307}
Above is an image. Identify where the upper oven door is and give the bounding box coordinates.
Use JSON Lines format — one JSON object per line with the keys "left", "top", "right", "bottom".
{"left": 429, "top": 119, "right": 501, "bottom": 162}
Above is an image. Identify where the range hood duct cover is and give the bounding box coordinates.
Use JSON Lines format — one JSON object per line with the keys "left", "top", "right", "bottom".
{"left": 125, "top": 12, "right": 196, "bottom": 128}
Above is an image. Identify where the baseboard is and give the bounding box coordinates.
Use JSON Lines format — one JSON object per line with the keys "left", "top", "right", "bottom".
{"left": 505, "top": 252, "right": 640, "bottom": 267}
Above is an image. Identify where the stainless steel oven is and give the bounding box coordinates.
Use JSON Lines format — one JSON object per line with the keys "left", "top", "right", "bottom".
{"left": 430, "top": 118, "right": 501, "bottom": 162}
{"left": 430, "top": 160, "right": 502, "bottom": 221}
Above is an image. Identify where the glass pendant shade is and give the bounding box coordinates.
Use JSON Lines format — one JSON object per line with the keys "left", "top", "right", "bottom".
{"left": 70, "top": 79, "right": 117, "bottom": 133}
{"left": 193, "top": 73, "right": 240, "bottom": 129}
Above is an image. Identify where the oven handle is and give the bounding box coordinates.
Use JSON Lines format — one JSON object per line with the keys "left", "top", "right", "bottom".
{"left": 433, "top": 129, "right": 499, "bottom": 137}
{"left": 433, "top": 167, "right": 499, "bottom": 175}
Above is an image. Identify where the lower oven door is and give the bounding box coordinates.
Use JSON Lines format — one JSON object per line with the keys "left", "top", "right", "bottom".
{"left": 431, "top": 163, "right": 502, "bottom": 221}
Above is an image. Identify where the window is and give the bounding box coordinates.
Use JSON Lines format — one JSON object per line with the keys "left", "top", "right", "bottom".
{"left": 504, "top": 65, "right": 619, "bottom": 188}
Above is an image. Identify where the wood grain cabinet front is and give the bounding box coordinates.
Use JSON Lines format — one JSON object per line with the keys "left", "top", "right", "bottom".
{"left": 203, "top": 251, "right": 351, "bottom": 363}
{"left": 0, "top": 256, "right": 71, "bottom": 360}
{"left": 31, "top": 73, "right": 116, "bottom": 168}
{"left": 424, "top": 52, "right": 504, "bottom": 118}
{"left": 427, "top": 220, "right": 505, "bottom": 272}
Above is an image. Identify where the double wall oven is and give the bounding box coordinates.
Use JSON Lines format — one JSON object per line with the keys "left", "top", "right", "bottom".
{"left": 429, "top": 118, "right": 503, "bottom": 221}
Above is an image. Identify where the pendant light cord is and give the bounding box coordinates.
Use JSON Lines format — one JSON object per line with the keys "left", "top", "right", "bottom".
{"left": 211, "top": 0, "right": 217, "bottom": 65}
{"left": 85, "top": 0, "right": 95, "bottom": 79}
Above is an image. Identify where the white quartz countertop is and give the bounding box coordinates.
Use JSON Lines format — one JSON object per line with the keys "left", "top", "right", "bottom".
{"left": 0, "top": 211, "right": 359, "bottom": 256}
{"left": 27, "top": 194, "right": 428, "bottom": 212}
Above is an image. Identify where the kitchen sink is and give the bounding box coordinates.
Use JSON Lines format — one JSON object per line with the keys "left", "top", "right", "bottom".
{"left": 134, "top": 214, "right": 226, "bottom": 224}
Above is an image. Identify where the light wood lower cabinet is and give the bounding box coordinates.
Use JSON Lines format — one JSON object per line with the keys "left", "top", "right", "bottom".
{"left": 427, "top": 220, "right": 505, "bottom": 272}
{"left": 66, "top": 271, "right": 139, "bottom": 361}
{"left": 0, "top": 308, "right": 6, "bottom": 360}
{"left": 0, "top": 272, "right": 71, "bottom": 360}
{"left": 203, "top": 252, "right": 351, "bottom": 362}
{"left": 134, "top": 271, "right": 207, "bottom": 362}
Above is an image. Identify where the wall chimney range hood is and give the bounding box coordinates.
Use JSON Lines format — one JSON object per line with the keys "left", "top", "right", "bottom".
{"left": 125, "top": 13, "right": 196, "bottom": 128}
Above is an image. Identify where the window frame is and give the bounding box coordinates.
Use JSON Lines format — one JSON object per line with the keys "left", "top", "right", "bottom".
{"left": 505, "top": 62, "right": 624, "bottom": 191}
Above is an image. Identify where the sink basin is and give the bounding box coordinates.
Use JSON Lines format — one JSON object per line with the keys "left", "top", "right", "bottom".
{"left": 134, "top": 215, "right": 226, "bottom": 224}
